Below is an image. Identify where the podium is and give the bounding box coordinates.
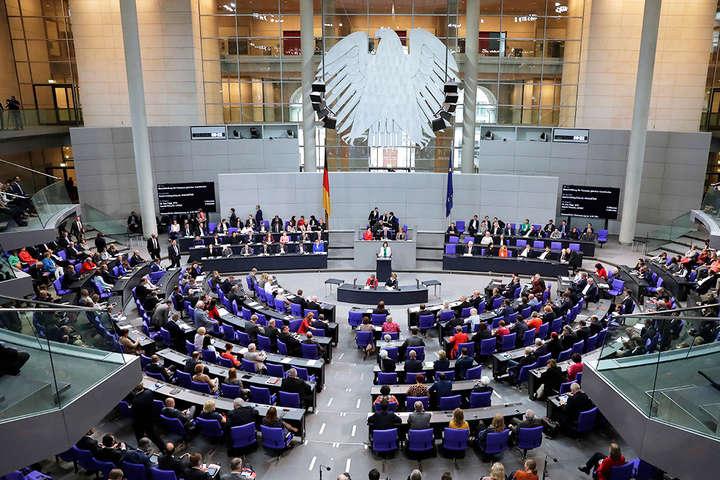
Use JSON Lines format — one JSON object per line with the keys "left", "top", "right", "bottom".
{"left": 376, "top": 257, "right": 392, "bottom": 283}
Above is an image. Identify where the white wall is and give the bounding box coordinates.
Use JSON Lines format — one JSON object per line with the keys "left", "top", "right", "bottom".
{"left": 217, "top": 172, "right": 560, "bottom": 231}
{"left": 575, "top": 0, "right": 716, "bottom": 131}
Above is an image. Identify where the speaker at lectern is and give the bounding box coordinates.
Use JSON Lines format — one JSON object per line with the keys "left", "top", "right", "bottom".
{"left": 377, "top": 242, "right": 392, "bottom": 283}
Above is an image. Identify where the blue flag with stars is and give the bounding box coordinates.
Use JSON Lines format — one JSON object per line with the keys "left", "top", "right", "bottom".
{"left": 445, "top": 151, "right": 453, "bottom": 218}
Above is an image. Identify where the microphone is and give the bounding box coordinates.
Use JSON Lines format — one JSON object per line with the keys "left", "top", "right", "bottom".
{"left": 353, "top": 278, "right": 357, "bottom": 287}
{"left": 319, "top": 464, "right": 332, "bottom": 471}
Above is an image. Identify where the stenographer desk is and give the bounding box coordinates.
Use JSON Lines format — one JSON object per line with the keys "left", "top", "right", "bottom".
{"left": 337, "top": 283, "right": 428, "bottom": 305}
{"left": 443, "top": 255, "right": 569, "bottom": 277}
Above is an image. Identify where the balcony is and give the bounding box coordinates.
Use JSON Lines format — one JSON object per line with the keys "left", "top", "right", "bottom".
{"left": 583, "top": 309, "right": 720, "bottom": 479}
{"left": 0, "top": 301, "right": 141, "bottom": 475}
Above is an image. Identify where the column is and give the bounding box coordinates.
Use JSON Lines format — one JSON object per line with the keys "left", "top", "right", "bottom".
{"left": 460, "top": 0, "right": 479, "bottom": 174}
{"left": 618, "top": 0, "right": 662, "bottom": 245}
{"left": 119, "top": 0, "right": 157, "bottom": 237}
{"left": 300, "top": 0, "right": 316, "bottom": 172}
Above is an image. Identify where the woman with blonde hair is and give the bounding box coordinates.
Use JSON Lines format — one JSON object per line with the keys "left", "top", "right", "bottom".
{"left": 448, "top": 408, "right": 469, "bottom": 430}
{"left": 481, "top": 462, "right": 505, "bottom": 480}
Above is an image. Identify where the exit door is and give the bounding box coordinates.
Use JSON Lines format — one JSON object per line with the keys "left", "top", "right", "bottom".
{"left": 32, "top": 83, "right": 81, "bottom": 125}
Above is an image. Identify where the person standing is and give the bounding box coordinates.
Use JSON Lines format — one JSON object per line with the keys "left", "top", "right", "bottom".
{"left": 147, "top": 233, "right": 161, "bottom": 260}
{"left": 7, "top": 96, "right": 22, "bottom": 130}
{"left": 0, "top": 100, "right": 4, "bottom": 130}
{"left": 168, "top": 238, "right": 181, "bottom": 268}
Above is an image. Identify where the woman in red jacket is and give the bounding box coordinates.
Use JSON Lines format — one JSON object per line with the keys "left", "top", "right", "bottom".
{"left": 297, "top": 312, "right": 314, "bottom": 334}
{"left": 578, "top": 442, "right": 626, "bottom": 480}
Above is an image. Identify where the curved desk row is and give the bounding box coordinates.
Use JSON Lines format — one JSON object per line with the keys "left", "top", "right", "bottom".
{"left": 178, "top": 231, "right": 328, "bottom": 253}
{"left": 337, "top": 283, "right": 428, "bottom": 305}
{"left": 190, "top": 253, "right": 327, "bottom": 273}
{"left": 442, "top": 255, "right": 569, "bottom": 277}
{"left": 449, "top": 233, "right": 596, "bottom": 257}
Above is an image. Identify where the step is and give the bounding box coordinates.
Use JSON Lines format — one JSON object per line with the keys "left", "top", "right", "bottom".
{"left": 676, "top": 235, "right": 706, "bottom": 248}
{"left": 416, "top": 259, "right": 443, "bottom": 271}
{"left": 417, "top": 248, "right": 444, "bottom": 260}
{"left": 328, "top": 246, "right": 353, "bottom": 260}
{"left": 683, "top": 230, "right": 709, "bottom": 242}
{"left": 327, "top": 259, "right": 356, "bottom": 270}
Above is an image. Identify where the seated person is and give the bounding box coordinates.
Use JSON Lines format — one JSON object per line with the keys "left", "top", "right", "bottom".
{"left": 262, "top": 405, "right": 298, "bottom": 438}
{"left": 385, "top": 272, "right": 398, "bottom": 289}
{"left": 512, "top": 459, "right": 539, "bottom": 480}
{"left": 578, "top": 442, "right": 626, "bottom": 480}
{"left": 532, "top": 358, "right": 563, "bottom": 400}
{"left": 363, "top": 227, "right": 373, "bottom": 241}
{"left": 280, "top": 368, "right": 313, "bottom": 408}
{"left": 95, "top": 433, "right": 126, "bottom": 464}
{"left": 557, "top": 383, "right": 594, "bottom": 429}
{"left": 378, "top": 349, "right": 396, "bottom": 373}
{"left": 192, "top": 363, "right": 218, "bottom": 393}
{"left": 433, "top": 350, "right": 451, "bottom": 372}
{"left": 404, "top": 350, "right": 423, "bottom": 373}
{"left": 464, "top": 241, "right": 475, "bottom": 256}
{"left": 365, "top": 274, "right": 379, "bottom": 288}
{"left": 373, "top": 384, "right": 398, "bottom": 407}
{"left": 312, "top": 239, "right": 325, "bottom": 253}
{"left": 477, "top": 414, "right": 506, "bottom": 452}
{"left": 161, "top": 397, "right": 196, "bottom": 428}
{"left": 367, "top": 399, "right": 402, "bottom": 434}
{"left": 448, "top": 408, "right": 469, "bottom": 430}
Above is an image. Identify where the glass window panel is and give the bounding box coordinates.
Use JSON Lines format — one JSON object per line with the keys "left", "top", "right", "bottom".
{"left": 546, "top": 17, "right": 582, "bottom": 40}
{"left": 204, "top": 82, "right": 223, "bottom": 104}
{"left": 15, "top": 62, "right": 31, "bottom": 83}
{"left": 504, "top": 39, "right": 542, "bottom": 58}
{"left": 501, "top": 0, "right": 547, "bottom": 17}
{"left": 5, "top": 0, "right": 20, "bottom": 16}
{"left": 331, "top": 0, "right": 367, "bottom": 15}
{"left": 557, "top": 84, "right": 578, "bottom": 107}
{"left": 543, "top": 39, "right": 567, "bottom": 58}
{"left": 369, "top": 0, "right": 413, "bottom": 15}
{"left": 12, "top": 40, "right": 27, "bottom": 61}
{"left": 22, "top": 17, "right": 46, "bottom": 39}
{"left": 233, "top": 1, "right": 280, "bottom": 15}
{"left": 27, "top": 40, "right": 50, "bottom": 62}
{"left": 8, "top": 17, "right": 24, "bottom": 39}
{"left": 280, "top": 0, "right": 300, "bottom": 14}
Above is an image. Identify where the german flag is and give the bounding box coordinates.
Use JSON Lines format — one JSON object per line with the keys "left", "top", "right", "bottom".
{"left": 322, "top": 157, "right": 331, "bottom": 219}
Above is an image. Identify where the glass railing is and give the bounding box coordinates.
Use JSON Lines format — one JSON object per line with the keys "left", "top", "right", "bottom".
{"left": 701, "top": 184, "right": 720, "bottom": 220}
{"left": 0, "top": 108, "right": 82, "bottom": 130}
{"left": 0, "top": 298, "right": 134, "bottom": 421}
{"left": 31, "top": 180, "right": 75, "bottom": 229}
{"left": 635, "top": 213, "right": 693, "bottom": 254}
{"left": 83, "top": 204, "right": 130, "bottom": 237}
{"left": 595, "top": 308, "right": 720, "bottom": 440}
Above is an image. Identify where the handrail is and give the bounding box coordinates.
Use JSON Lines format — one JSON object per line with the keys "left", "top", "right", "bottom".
{"left": 0, "top": 157, "right": 60, "bottom": 180}
{"left": 0, "top": 294, "right": 101, "bottom": 311}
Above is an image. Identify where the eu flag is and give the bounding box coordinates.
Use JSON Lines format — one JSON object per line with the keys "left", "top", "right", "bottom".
{"left": 445, "top": 151, "right": 453, "bottom": 218}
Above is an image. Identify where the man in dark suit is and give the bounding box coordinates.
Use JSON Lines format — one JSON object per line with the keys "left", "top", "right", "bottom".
{"left": 245, "top": 315, "right": 262, "bottom": 344}
{"left": 130, "top": 384, "right": 164, "bottom": 450}
{"left": 454, "top": 347, "right": 474, "bottom": 379}
{"left": 429, "top": 372, "right": 453, "bottom": 408}
{"left": 168, "top": 239, "right": 181, "bottom": 268}
{"left": 70, "top": 215, "right": 85, "bottom": 243}
{"left": 280, "top": 368, "right": 314, "bottom": 408}
{"left": 76, "top": 429, "right": 99, "bottom": 453}
{"left": 94, "top": 233, "right": 107, "bottom": 253}
{"left": 270, "top": 215, "right": 283, "bottom": 233}
{"left": 161, "top": 397, "right": 195, "bottom": 429}
{"left": 379, "top": 349, "right": 396, "bottom": 372}
{"left": 400, "top": 327, "right": 425, "bottom": 359}
{"left": 226, "top": 397, "right": 258, "bottom": 429}
{"left": 265, "top": 319, "right": 280, "bottom": 349}
{"left": 158, "top": 442, "right": 187, "bottom": 477}
{"left": 404, "top": 349, "right": 423, "bottom": 373}
{"left": 559, "top": 383, "right": 594, "bottom": 428}
{"left": 368, "top": 207, "right": 380, "bottom": 226}
{"left": 278, "top": 325, "right": 301, "bottom": 356}
{"left": 367, "top": 400, "right": 401, "bottom": 434}
{"left": 121, "top": 437, "right": 153, "bottom": 470}
{"left": 620, "top": 289, "right": 635, "bottom": 314}
{"left": 467, "top": 215, "right": 480, "bottom": 235}
{"left": 95, "top": 434, "right": 126, "bottom": 464}
{"left": 147, "top": 233, "right": 161, "bottom": 260}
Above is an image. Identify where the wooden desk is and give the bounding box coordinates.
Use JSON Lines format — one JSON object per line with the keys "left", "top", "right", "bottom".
{"left": 370, "top": 379, "right": 477, "bottom": 399}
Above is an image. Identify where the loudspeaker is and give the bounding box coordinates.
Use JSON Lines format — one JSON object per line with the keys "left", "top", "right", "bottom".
{"left": 432, "top": 117, "right": 447, "bottom": 132}
{"left": 311, "top": 83, "right": 326, "bottom": 93}
{"left": 322, "top": 116, "right": 337, "bottom": 129}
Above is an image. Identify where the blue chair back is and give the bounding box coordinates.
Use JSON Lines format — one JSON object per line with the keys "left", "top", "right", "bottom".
{"left": 405, "top": 396, "right": 430, "bottom": 411}
{"left": 559, "top": 381, "right": 574, "bottom": 394}
{"left": 230, "top": 423, "right": 258, "bottom": 450}
{"left": 538, "top": 323, "right": 549, "bottom": 339}
{"left": 442, "top": 427, "right": 469, "bottom": 452}
{"left": 377, "top": 372, "right": 398, "bottom": 385}
{"left": 371, "top": 428, "right": 398, "bottom": 454}
{"left": 371, "top": 313, "right": 386, "bottom": 326}
{"left": 479, "top": 338, "right": 496, "bottom": 356}
{"left": 458, "top": 342, "right": 474, "bottom": 356}
{"left": 517, "top": 426, "right": 543, "bottom": 453}
{"left": 150, "top": 468, "right": 177, "bottom": 480}
{"left": 190, "top": 380, "right": 212, "bottom": 394}
{"left": 266, "top": 363, "right": 285, "bottom": 378}
{"left": 522, "top": 329, "right": 535, "bottom": 347}
{"left": 609, "top": 461, "right": 634, "bottom": 480}
{"left": 290, "top": 303, "right": 303, "bottom": 317}
{"left": 221, "top": 383, "right": 242, "bottom": 398}
{"left": 435, "top": 370, "right": 455, "bottom": 381}
{"left": 277, "top": 339, "right": 288, "bottom": 355}
{"left": 202, "top": 348, "right": 217, "bottom": 363}
{"left": 356, "top": 331, "right": 373, "bottom": 349}
{"left": 278, "top": 391, "right": 302, "bottom": 408}
{"left": 558, "top": 348, "right": 572, "bottom": 362}
{"left": 465, "top": 365, "right": 483, "bottom": 380}
{"left": 260, "top": 425, "right": 291, "bottom": 450}
{"left": 257, "top": 334, "right": 272, "bottom": 352}
{"left": 500, "top": 333, "right": 516, "bottom": 351}
{"left": 250, "top": 385, "right": 275, "bottom": 405}
{"left": 348, "top": 310, "right": 363, "bottom": 328}
{"left": 469, "top": 391, "right": 491, "bottom": 408}
{"left": 484, "top": 429, "right": 510, "bottom": 455}
{"left": 121, "top": 461, "right": 149, "bottom": 480}
{"left": 300, "top": 342, "right": 319, "bottom": 359}
{"left": 407, "top": 428, "right": 434, "bottom": 454}
{"left": 576, "top": 407, "right": 599, "bottom": 434}
{"left": 572, "top": 340, "right": 585, "bottom": 355}
{"left": 174, "top": 370, "right": 191, "bottom": 388}
{"left": 418, "top": 314, "right": 435, "bottom": 332}
{"left": 438, "top": 395, "right": 462, "bottom": 410}
{"left": 445, "top": 244, "right": 457, "bottom": 255}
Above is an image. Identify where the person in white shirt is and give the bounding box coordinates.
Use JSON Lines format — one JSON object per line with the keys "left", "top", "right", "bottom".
{"left": 379, "top": 241, "right": 392, "bottom": 258}
{"left": 464, "top": 308, "right": 481, "bottom": 331}
{"left": 528, "top": 294, "right": 540, "bottom": 306}
{"left": 464, "top": 241, "right": 474, "bottom": 256}
{"left": 194, "top": 327, "right": 207, "bottom": 351}
{"left": 538, "top": 247, "right": 551, "bottom": 260}
{"left": 479, "top": 231, "right": 494, "bottom": 248}
{"left": 519, "top": 244, "right": 531, "bottom": 258}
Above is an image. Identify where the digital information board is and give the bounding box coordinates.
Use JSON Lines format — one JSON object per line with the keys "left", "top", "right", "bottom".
{"left": 157, "top": 182, "right": 217, "bottom": 216}
{"left": 560, "top": 185, "right": 620, "bottom": 220}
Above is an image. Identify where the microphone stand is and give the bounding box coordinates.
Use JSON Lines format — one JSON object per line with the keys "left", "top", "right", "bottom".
{"left": 319, "top": 464, "right": 331, "bottom": 480}
{"left": 542, "top": 453, "right": 558, "bottom": 480}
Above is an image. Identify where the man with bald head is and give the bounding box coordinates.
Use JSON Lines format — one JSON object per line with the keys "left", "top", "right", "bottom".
{"left": 280, "top": 367, "right": 313, "bottom": 409}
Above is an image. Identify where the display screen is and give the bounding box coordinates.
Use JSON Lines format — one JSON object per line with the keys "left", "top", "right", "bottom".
{"left": 157, "top": 182, "right": 216, "bottom": 215}
{"left": 560, "top": 185, "right": 620, "bottom": 220}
